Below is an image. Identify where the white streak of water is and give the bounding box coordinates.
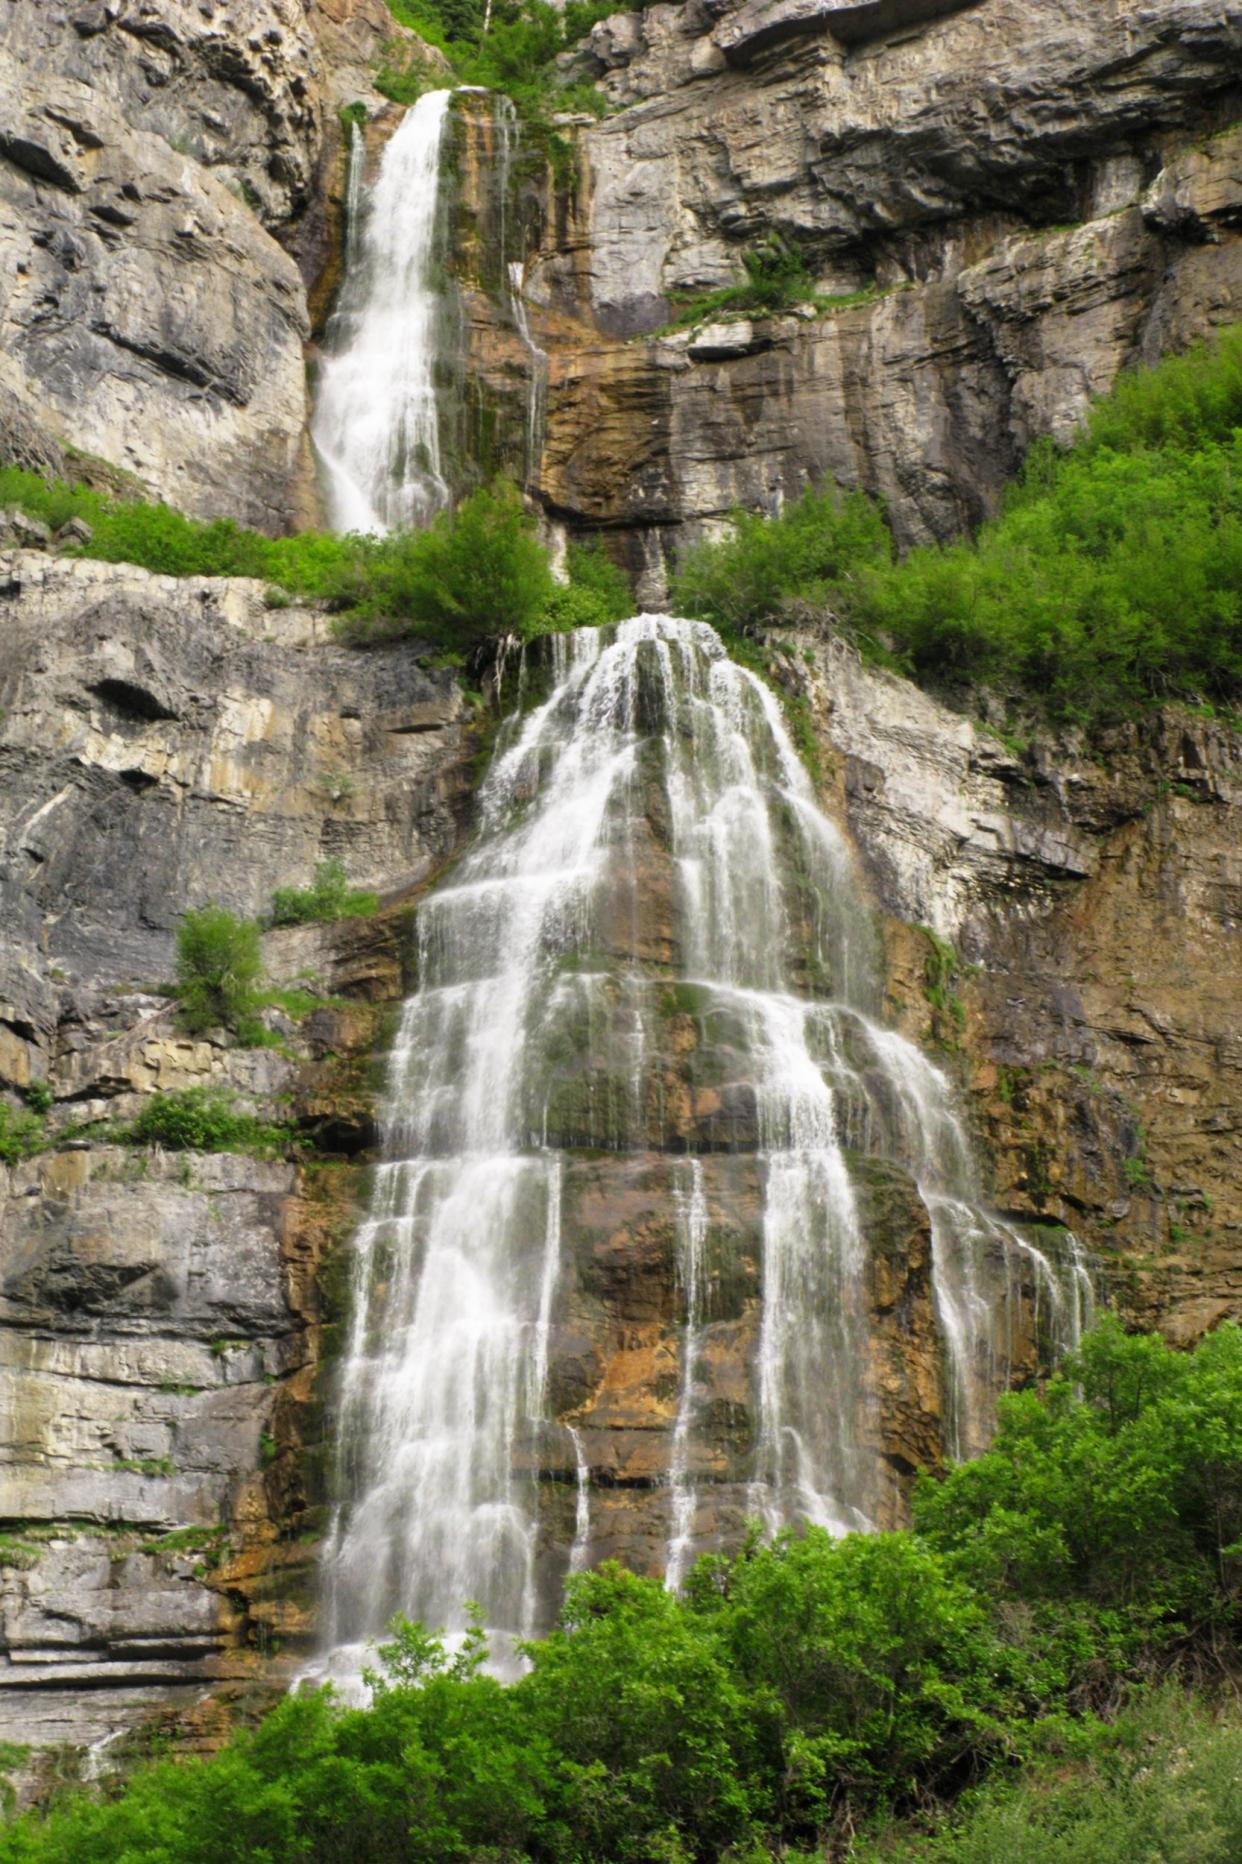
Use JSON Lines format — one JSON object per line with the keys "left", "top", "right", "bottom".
{"left": 312, "top": 91, "right": 453, "bottom": 534}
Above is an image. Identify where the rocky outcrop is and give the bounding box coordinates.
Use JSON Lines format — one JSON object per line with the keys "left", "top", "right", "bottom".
{"left": 0, "top": 3, "right": 323, "bottom": 526}
{"left": 0, "top": 1, "right": 442, "bottom": 528}
{"left": 494, "top": 0, "right": 1242, "bottom": 587}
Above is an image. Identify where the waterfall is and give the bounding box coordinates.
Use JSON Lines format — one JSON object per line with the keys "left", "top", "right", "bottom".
{"left": 319, "top": 617, "right": 1092, "bottom": 1679}
{"left": 508, "top": 261, "right": 549, "bottom": 490}
{"left": 311, "top": 90, "right": 454, "bottom": 535}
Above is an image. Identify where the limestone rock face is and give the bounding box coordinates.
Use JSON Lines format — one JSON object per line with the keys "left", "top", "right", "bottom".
{"left": 0, "top": 554, "right": 474, "bottom": 1767}
{"left": 0, "top": 3, "right": 318, "bottom": 526}
{"left": 781, "top": 629, "right": 1242, "bottom": 1346}
{"left": 502, "top": 0, "right": 1242, "bottom": 585}
{"left": 0, "top": 1, "right": 445, "bottom": 526}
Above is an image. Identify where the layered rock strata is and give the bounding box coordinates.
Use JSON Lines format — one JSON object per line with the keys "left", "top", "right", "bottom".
{"left": 0, "top": 550, "right": 472, "bottom": 1768}
{"left": 0, "top": 0, "right": 439, "bottom": 528}
{"left": 779, "top": 630, "right": 1242, "bottom": 1344}
{"left": 502, "top": 0, "right": 1242, "bottom": 585}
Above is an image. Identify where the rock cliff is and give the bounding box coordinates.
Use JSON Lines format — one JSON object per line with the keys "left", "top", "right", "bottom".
{"left": 515, "top": 0, "right": 1242, "bottom": 587}
{"left": 0, "top": 551, "right": 471, "bottom": 1774}
{"left": 0, "top": 0, "right": 438, "bottom": 527}
{"left": 2, "top": 0, "right": 1242, "bottom": 1788}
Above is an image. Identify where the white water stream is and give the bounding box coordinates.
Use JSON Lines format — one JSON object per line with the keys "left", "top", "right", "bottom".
{"left": 316, "top": 618, "right": 1093, "bottom": 1682}
{"left": 311, "top": 90, "right": 454, "bottom": 534}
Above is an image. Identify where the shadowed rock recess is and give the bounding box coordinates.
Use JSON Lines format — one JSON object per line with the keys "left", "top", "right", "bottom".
{"left": 0, "top": 0, "right": 1240, "bottom": 1779}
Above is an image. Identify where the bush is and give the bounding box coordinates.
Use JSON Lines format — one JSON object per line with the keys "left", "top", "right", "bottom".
{"left": 913, "top": 1318, "right": 1242, "bottom": 1694}
{"left": 126, "top": 1088, "right": 290, "bottom": 1156}
{"left": 667, "top": 231, "right": 824, "bottom": 327}
{"left": 542, "top": 539, "right": 635, "bottom": 631}
{"left": 0, "top": 462, "right": 634, "bottom": 653}
{"left": 0, "top": 1101, "right": 45, "bottom": 1165}
{"left": 336, "top": 480, "right": 556, "bottom": 646}
{"left": 853, "top": 1690, "right": 1242, "bottom": 1864}
{"left": 671, "top": 329, "right": 1242, "bottom": 726}
{"left": 670, "top": 486, "right": 892, "bottom": 636}
{"left": 2, "top": 1324, "right": 1242, "bottom": 1859}
{"left": 174, "top": 906, "right": 263, "bottom": 1037}
{"left": 269, "top": 859, "right": 380, "bottom": 928}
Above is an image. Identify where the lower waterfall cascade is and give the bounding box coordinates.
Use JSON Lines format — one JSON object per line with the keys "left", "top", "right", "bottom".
{"left": 317, "top": 616, "right": 1095, "bottom": 1682}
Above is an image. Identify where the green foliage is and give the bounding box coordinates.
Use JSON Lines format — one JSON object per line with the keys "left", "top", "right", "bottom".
{"left": 671, "top": 328, "right": 1242, "bottom": 726}
{"left": 174, "top": 906, "right": 263, "bottom": 1037}
{"left": 384, "top": 0, "right": 614, "bottom": 173}
{"left": 1082, "top": 324, "right": 1242, "bottom": 457}
{"left": 335, "top": 480, "right": 555, "bottom": 645}
{"left": 919, "top": 926, "right": 968, "bottom": 1040}
{"left": 0, "top": 1100, "right": 46, "bottom": 1165}
{"left": 269, "top": 858, "right": 380, "bottom": 928}
{"left": 338, "top": 100, "right": 369, "bottom": 134}
{"left": 666, "top": 231, "right": 823, "bottom": 327}
{"left": 671, "top": 486, "right": 892, "bottom": 638}
{"left": 0, "top": 470, "right": 601, "bottom": 654}
{"left": 542, "top": 540, "right": 635, "bottom": 631}
{"left": 914, "top": 1318, "right": 1242, "bottom": 1677}
{"left": 5, "top": 1323, "right": 1241, "bottom": 1861}
{"left": 20, "top": 1081, "right": 52, "bottom": 1115}
{"left": 126, "top": 1088, "right": 292, "bottom": 1158}
{"left": 854, "top": 1690, "right": 1242, "bottom": 1864}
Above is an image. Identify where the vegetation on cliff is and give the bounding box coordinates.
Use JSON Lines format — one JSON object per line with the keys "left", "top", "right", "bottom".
{"left": 4, "top": 334, "right": 1242, "bottom": 723}
{"left": 377, "top": 0, "right": 615, "bottom": 165}
{"left": 0, "top": 474, "right": 628, "bottom": 651}
{"left": 672, "top": 328, "right": 1242, "bottom": 727}
{"left": 3, "top": 1320, "right": 1239, "bottom": 1861}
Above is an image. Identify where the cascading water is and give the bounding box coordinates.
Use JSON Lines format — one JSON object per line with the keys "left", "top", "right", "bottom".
{"left": 311, "top": 90, "right": 454, "bottom": 534}
{"left": 321, "top": 616, "right": 1093, "bottom": 1678}
{"left": 508, "top": 262, "right": 549, "bottom": 490}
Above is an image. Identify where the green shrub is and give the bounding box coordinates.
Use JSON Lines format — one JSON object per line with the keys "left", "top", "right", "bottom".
{"left": 0, "top": 462, "right": 627, "bottom": 651}
{"left": 914, "top": 1317, "right": 1242, "bottom": 1678}
{"left": 174, "top": 906, "right": 263, "bottom": 1036}
{"left": 269, "top": 859, "right": 380, "bottom": 928}
{"left": 3, "top": 1324, "right": 1242, "bottom": 1859}
{"left": 670, "top": 486, "right": 892, "bottom": 636}
{"left": 0, "top": 1101, "right": 45, "bottom": 1165}
{"left": 336, "top": 479, "right": 555, "bottom": 646}
{"left": 542, "top": 539, "right": 635, "bottom": 631}
{"left": 671, "top": 329, "right": 1242, "bottom": 726}
{"left": 126, "top": 1088, "right": 290, "bottom": 1156}
{"left": 854, "top": 1690, "right": 1242, "bottom": 1864}
{"left": 668, "top": 231, "right": 823, "bottom": 327}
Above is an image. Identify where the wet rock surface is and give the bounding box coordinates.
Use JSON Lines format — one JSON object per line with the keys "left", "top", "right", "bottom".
{"left": 0, "top": 555, "right": 473, "bottom": 1768}
{"left": 782, "top": 629, "right": 1242, "bottom": 1346}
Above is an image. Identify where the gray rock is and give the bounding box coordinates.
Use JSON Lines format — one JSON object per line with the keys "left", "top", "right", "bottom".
{"left": 527, "top": 0, "right": 1242, "bottom": 577}
{"left": 0, "top": 509, "right": 50, "bottom": 550}
{"left": 53, "top": 516, "right": 93, "bottom": 549}
{"left": 713, "top": 0, "right": 978, "bottom": 63}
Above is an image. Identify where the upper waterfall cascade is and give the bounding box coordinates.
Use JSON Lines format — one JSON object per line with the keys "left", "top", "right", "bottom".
{"left": 320, "top": 617, "right": 1094, "bottom": 1679}
{"left": 311, "top": 90, "right": 454, "bottom": 534}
